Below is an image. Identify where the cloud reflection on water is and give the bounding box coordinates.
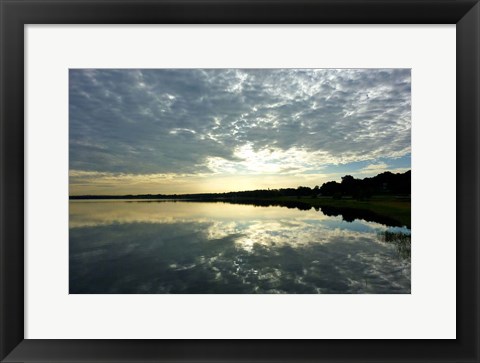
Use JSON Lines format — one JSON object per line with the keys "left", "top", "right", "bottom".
{"left": 69, "top": 201, "right": 410, "bottom": 294}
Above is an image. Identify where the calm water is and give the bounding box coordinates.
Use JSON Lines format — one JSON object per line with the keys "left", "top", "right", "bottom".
{"left": 69, "top": 200, "right": 411, "bottom": 294}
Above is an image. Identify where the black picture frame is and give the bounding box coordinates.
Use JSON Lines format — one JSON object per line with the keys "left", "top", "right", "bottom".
{"left": 1, "top": 0, "right": 479, "bottom": 362}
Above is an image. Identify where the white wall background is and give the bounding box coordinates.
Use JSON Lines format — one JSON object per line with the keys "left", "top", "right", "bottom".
{"left": 25, "top": 25, "right": 456, "bottom": 339}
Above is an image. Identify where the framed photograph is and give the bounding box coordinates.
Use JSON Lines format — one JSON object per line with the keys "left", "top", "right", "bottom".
{"left": 1, "top": 0, "right": 478, "bottom": 362}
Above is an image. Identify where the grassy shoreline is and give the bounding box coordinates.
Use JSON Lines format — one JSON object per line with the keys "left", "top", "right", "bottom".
{"left": 70, "top": 194, "right": 411, "bottom": 228}
{"left": 264, "top": 196, "right": 411, "bottom": 228}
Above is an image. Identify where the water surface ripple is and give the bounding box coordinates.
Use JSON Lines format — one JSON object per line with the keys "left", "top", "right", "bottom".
{"left": 69, "top": 200, "right": 411, "bottom": 294}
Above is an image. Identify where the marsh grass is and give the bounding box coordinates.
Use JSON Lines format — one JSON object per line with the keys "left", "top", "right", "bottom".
{"left": 378, "top": 231, "right": 411, "bottom": 259}
{"left": 271, "top": 196, "right": 411, "bottom": 228}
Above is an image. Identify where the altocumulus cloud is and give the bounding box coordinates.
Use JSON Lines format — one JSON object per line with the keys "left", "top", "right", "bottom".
{"left": 70, "top": 69, "right": 410, "bottom": 191}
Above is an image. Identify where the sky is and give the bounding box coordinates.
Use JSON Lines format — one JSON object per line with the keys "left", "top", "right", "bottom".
{"left": 69, "top": 69, "right": 411, "bottom": 195}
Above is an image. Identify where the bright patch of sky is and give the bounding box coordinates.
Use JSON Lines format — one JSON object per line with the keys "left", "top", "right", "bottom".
{"left": 69, "top": 69, "right": 411, "bottom": 195}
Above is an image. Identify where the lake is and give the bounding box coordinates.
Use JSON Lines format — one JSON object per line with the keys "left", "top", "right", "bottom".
{"left": 69, "top": 200, "right": 411, "bottom": 294}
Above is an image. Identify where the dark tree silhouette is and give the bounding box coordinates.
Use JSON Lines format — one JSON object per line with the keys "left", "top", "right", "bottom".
{"left": 71, "top": 170, "right": 411, "bottom": 201}
{"left": 319, "top": 170, "right": 410, "bottom": 199}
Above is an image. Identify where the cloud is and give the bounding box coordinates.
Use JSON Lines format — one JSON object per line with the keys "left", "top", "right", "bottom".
{"left": 358, "top": 162, "right": 390, "bottom": 174}
{"left": 69, "top": 168, "right": 334, "bottom": 195}
{"left": 70, "top": 69, "right": 411, "bottom": 180}
{"left": 353, "top": 162, "right": 411, "bottom": 177}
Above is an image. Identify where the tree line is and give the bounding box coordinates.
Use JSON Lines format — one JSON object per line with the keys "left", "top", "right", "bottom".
{"left": 318, "top": 170, "right": 411, "bottom": 199}
{"left": 70, "top": 170, "right": 411, "bottom": 200}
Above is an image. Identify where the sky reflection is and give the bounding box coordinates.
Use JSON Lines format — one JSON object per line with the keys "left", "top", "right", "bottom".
{"left": 70, "top": 201, "right": 410, "bottom": 294}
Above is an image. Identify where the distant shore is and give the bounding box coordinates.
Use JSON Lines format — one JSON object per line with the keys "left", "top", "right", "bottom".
{"left": 70, "top": 194, "right": 410, "bottom": 228}
{"left": 270, "top": 196, "right": 410, "bottom": 228}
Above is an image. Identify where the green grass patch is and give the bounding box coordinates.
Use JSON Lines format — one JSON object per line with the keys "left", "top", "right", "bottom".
{"left": 267, "top": 196, "right": 411, "bottom": 228}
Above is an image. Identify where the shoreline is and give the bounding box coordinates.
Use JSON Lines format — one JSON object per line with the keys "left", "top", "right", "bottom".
{"left": 70, "top": 195, "right": 411, "bottom": 228}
